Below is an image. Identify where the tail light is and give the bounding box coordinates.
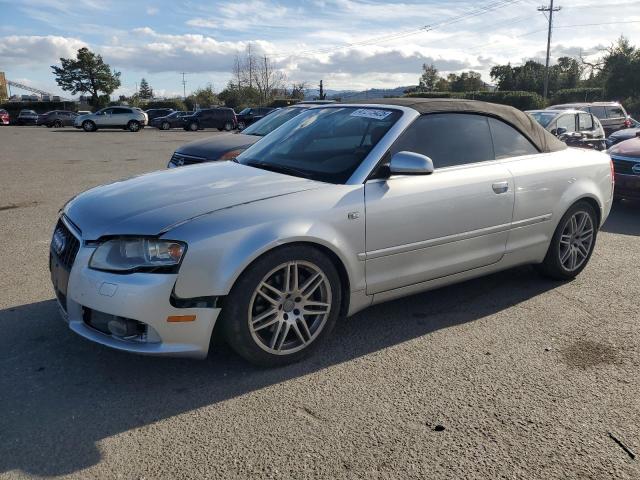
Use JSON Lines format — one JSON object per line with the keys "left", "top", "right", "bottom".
{"left": 624, "top": 117, "right": 632, "bottom": 128}
{"left": 610, "top": 157, "right": 615, "bottom": 186}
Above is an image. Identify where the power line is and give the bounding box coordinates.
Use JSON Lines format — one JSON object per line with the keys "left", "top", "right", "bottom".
{"left": 271, "top": 0, "right": 524, "bottom": 60}
{"left": 538, "top": 1, "right": 562, "bottom": 100}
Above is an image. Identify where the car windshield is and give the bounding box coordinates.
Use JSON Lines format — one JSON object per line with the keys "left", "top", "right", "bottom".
{"left": 237, "top": 106, "right": 402, "bottom": 184}
{"left": 529, "top": 112, "right": 557, "bottom": 128}
{"left": 242, "top": 107, "right": 306, "bottom": 137}
{"left": 239, "top": 108, "right": 251, "bottom": 115}
{"left": 165, "top": 111, "right": 180, "bottom": 118}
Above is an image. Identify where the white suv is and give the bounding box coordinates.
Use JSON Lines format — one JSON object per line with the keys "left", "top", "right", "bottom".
{"left": 74, "top": 107, "right": 148, "bottom": 132}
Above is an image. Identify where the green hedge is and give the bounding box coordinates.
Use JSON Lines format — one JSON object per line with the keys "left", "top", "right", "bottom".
{"left": 143, "top": 99, "right": 187, "bottom": 111}
{"left": 404, "top": 91, "right": 545, "bottom": 110}
{"left": 550, "top": 88, "right": 605, "bottom": 105}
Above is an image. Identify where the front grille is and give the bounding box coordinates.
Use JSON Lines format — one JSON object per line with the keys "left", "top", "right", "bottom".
{"left": 51, "top": 218, "right": 81, "bottom": 270}
{"left": 611, "top": 156, "right": 640, "bottom": 176}
{"left": 171, "top": 152, "right": 206, "bottom": 166}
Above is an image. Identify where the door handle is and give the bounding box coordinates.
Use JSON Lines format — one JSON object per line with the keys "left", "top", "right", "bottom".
{"left": 492, "top": 181, "right": 509, "bottom": 194}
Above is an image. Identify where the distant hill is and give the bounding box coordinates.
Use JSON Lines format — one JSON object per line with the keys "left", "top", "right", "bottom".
{"left": 304, "top": 86, "right": 416, "bottom": 101}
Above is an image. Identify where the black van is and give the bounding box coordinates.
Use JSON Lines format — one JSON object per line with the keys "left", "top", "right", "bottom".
{"left": 182, "top": 108, "right": 237, "bottom": 131}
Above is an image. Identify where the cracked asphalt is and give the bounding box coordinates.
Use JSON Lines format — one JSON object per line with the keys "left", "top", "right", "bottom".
{"left": 1, "top": 126, "right": 639, "bottom": 479}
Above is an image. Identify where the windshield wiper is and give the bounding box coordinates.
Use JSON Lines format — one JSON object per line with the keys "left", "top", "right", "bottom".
{"left": 244, "top": 160, "right": 310, "bottom": 179}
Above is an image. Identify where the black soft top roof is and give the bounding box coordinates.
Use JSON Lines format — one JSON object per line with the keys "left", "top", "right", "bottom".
{"left": 350, "top": 97, "right": 567, "bottom": 153}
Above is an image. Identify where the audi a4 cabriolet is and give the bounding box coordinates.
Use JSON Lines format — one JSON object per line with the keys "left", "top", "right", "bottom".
{"left": 50, "top": 99, "right": 614, "bottom": 366}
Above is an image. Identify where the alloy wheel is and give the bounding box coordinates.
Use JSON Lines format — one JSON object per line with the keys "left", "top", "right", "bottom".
{"left": 558, "top": 210, "right": 594, "bottom": 271}
{"left": 248, "top": 261, "right": 332, "bottom": 355}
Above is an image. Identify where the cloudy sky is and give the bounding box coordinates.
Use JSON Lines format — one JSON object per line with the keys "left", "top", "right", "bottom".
{"left": 1, "top": 0, "right": 639, "bottom": 98}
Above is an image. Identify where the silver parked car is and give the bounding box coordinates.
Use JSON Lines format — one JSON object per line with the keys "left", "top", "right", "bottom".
{"left": 74, "top": 106, "right": 148, "bottom": 132}
{"left": 51, "top": 99, "right": 613, "bottom": 366}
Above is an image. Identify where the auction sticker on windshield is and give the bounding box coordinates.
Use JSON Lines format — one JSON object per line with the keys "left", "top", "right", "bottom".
{"left": 350, "top": 109, "right": 393, "bottom": 120}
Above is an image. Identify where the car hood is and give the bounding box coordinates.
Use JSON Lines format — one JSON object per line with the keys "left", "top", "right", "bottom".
{"left": 64, "top": 161, "right": 325, "bottom": 240}
{"left": 175, "top": 133, "right": 260, "bottom": 161}
{"left": 609, "top": 137, "right": 640, "bottom": 157}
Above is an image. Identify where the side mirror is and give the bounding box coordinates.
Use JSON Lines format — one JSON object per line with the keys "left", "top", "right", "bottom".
{"left": 389, "top": 151, "right": 434, "bottom": 176}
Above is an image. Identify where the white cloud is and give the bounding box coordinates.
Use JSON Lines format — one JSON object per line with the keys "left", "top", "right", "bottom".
{"left": 0, "top": 35, "right": 87, "bottom": 66}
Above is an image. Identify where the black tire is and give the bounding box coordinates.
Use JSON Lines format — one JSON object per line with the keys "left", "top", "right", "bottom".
{"left": 221, "top": 245, "right": 342, "bottom": 367}
{"left": 53, "top": 120, "right": 63, "bottom": 128}
{"left": 237, "top": 121, "right": 245, "bottom": 130}
{"left": 161, "top": 121, "right": 170, "bottom": 130}
{"left": 82, "top": 120, "right": 96, "bottom": 132}
{"left": 537, "top": 200, "right": 598, "bottom": 280}
{"left": 127, "top": 120, "right": 141, "bottom": 132}
{"left": 188, "top": 122, "right": 199, "bottom": 131}
{"left": 224, "top": 122, "right": 233, "bottom": 131}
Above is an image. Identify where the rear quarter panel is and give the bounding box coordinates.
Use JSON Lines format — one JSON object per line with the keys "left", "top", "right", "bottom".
{"left": 503, "top": 148, "right": 612, "bottom": 260}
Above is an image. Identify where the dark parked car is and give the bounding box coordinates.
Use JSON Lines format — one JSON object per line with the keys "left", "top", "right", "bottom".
{"left": 169, "top": 103, "right": 320, "bottom": 167}
{"left": 236, "top": 107, "right": 275, "bottom": 130}
{"left": 145, "top": 108, "right": 175, "bottom": 121}
{"left": 547, "top": 102, "right": 631, "bottom": 135}
{"left": 182, "top": 108, "right": 237, "bottom": 131}
{"left": 150, "top": 111, "right": 193, "bottom": 130}
{"left": 0, "top": 109, "right": 9, "bottom": 125}
{"left": 37, "top": 110, "right": 79, "bottom": 128}
{"left": 527, "top": 109, "right": 606, "bottom": 150}
{"left": 16, "top": 109, "right": 39, "bottom": 125}
{"left": 608, "top": 136, "right": 640, "bottom": 201}
{"left": 605, "top": 126, "right": 640, "bottom": 148}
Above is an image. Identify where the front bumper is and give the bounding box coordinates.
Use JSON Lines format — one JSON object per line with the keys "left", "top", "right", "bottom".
{"left": 54, "top": 241, "right": 221, "bottom": 358}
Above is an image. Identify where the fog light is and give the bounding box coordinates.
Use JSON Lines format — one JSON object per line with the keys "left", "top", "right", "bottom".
{"left": 107, "top": 317, "right": 142, "bottom": 337}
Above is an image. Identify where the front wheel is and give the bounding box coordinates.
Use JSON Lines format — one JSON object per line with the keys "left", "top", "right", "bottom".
{"left": 127, "top": 120, "right": 141, "bottom": 132}
{"left": 221, "top": 245, "right": 342, "bottom": 367}
{"left": 82, "top": 120, "right": 96, "bottom": 132}
{"left": 53, "top": 120, "right": 63, "bottom": 128}
{"left": 538, "top": 201, "right": 598, "bottom": 280}
{"left": 224, "top": 122, "right": 233, "bottom": 131}
{"left": 161, "top": 121, "right": 170, "bottom": 130}
{"left": 188, "top": 122, "right": 199, "bottom": 131}
{"left": 237, "top": 121, "right": 245, "bottom": 130}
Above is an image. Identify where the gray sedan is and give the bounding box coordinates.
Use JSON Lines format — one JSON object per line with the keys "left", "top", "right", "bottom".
{"left": 51, "top": 99, "right": 613, "bottom": 366}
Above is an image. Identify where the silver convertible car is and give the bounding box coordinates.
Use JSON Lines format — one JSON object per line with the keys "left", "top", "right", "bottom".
{"left": 50, "top": 99, "right": 614, "bottom": 366}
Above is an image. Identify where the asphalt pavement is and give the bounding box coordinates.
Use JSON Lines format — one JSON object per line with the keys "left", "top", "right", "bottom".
{"left": 0, "top": 126, "right": 639, "bottom": 479}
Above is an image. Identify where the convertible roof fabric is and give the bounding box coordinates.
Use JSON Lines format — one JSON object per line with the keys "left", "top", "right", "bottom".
{"left": 350, "top": 97, "right": 567, "bottom": 153}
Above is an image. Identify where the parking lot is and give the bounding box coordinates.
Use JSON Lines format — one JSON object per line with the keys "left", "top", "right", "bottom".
{"left": 1, "top": 126, "right": 639, "bottom": 479}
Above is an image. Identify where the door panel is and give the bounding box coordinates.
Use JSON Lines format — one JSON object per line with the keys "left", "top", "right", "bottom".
{"left": 364, "top": 163, "right": 514, "bottom": 294}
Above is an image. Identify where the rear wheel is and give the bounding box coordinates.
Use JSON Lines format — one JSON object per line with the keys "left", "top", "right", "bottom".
{"left": 188, "top": 122, "right": 199, "bottom": 131}
{"left": 53, "top": 120, "right": 63, "bottom": 128}
{"left": 161, "top": 121, "right": 170, "bottom": 130}
{"left": 237, "top": 121, "right": 246, "bottom": 130}
{"left": 538, "top": 201, "right": 598, "bottom": 280}
{"left": 82, "top": 120, "right": 96, "bottom": 132}
{"left": 224, "top": 121, "right": 233, "bottom": 131}
{"left": 127, "top": 120, "right": 141, "bottom": 132}
{"left": 221, "top": 245, "right": 342, "bottom": 367}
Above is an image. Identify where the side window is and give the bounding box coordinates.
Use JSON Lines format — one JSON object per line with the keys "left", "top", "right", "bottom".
{"left": 556, "top": 114, "right": 576, "bottom": 132}
{"left": 589, "top": 106, "right": 607, "bottom": 119}
{"left": 578, "top": 113, "right": 594, "bottom": 130}
{"left": 488, "top": 117, "right": 539, "bottom": 159}
{"left": 389, "top": 113, "right": 494, "bottom": 168}
{"left": 606, "top": 106, "right": 625, "bottom": 118}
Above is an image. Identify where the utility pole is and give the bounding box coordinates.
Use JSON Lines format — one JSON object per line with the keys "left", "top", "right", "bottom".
{"left": 538, "top": 0, "right": 561, "bottom": 100}
{"left": 181, "top": 72, "right": 187, "bottom": 98}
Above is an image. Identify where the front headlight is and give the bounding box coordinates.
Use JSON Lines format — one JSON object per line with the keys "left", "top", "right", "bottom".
{"left": 89, "top": 238, "right": 186, "bottom": 273}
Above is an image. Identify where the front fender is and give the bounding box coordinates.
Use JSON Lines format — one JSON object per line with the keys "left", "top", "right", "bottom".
{"left": 168, "top": 185, "right": 366, "bottom": 298}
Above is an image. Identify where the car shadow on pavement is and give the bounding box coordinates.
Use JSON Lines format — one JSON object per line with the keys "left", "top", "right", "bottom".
{"left": 601, "top": 199, "right": 640, "bottom": 236}
{"left": 0, "top": 266, "right": 560, "bottom": 477}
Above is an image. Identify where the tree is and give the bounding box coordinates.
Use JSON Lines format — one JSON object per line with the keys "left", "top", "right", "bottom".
{"left": 419, "top": 63, "right": 439, "bottom": 91}
{"left": 290, "top": 81, "right": 308, "bottom": 100}
{"left": 253, "top": 55, "right": 286, "bottom": 105}
{"left": 186, "top": 84, "right": 218, "bottom": 110}
{"left": 139, "top": 78, "right": 153, "bottom": 99}
{"left": 51, "top": 47, "right": 121, "bottom": 106}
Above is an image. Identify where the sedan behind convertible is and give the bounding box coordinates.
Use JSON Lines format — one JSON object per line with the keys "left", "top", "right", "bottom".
{"left": 50, "top": 99, "right": 614, "bottom": 366}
